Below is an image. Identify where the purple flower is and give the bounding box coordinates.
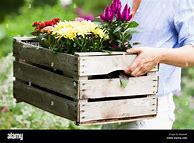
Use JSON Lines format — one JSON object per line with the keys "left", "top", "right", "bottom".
{"left": 100, "top": 5, "right": 114, "bottom": 22}
{"left": 117, "top": 4, "right": 132, "bottom": 21}
{"left": 74, "top": 17, "right": 85, "bottom": 22}
{"left": 82, "top": 14, "right": 95, "bottom": 21}
{"left": 111, "top": 0, "right": 122, "bottom": 15}
{"left": 75, "top": 7, "right": 83, "bottom": 16}
{"left": 75, "top": 7, "right": 94, "bottom": 21}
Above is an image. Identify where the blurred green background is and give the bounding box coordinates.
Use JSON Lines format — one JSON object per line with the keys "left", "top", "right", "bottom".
{"left": 0, "top": 0, "right": 194, "bottom": 129}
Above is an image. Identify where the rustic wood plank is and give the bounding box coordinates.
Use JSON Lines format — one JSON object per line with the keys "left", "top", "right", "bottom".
{"left": 77, "top": 115, "right": 156, "bottom": 125}
{"left": 75, "top": 51, "right": 129, "bottom": 56}
{"left": 13, "top": 61, "right": 78, "bottom": 99}
{"left": 79, "top": 72, "right": 158, "bottom": 99}
{"left": 78, "top": 55, "right": 157, "bottom": 76}
{"left": 79, "top": 96, "right": 157, "bottom": 123}
{"left": 13, "top": 38, "right": 78, "bottom": 77}
{"left": 14, "top": 80, "right": 77, "bottom": 121}
{"left": 78, "top": 54, "right": 136, "bottom": 76}
{"left": 13, "top": 36, "right": 37, "bottom": 41}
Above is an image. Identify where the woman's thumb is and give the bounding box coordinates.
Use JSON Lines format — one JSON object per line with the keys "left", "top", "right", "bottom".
{"left": 126, "top": 48, "right": 142, "bottom": 54}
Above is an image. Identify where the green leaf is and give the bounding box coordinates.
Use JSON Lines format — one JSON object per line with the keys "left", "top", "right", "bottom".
{"left": 113, "top": 26, "right": 122, "bottom": 34}
{"left": 123, "top": 33, "right": 132, "bottom": 41}
{"left": 128, "top": 21, "right": 139, "bottom": 28}
{"left": 119, "top": 73, "right": 129, "bottom": 88}
{"left": 123, "top": 28, "right": 131, "bottom": 35}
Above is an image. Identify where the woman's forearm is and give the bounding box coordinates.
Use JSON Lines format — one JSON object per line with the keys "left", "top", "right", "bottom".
{"left": 125, "top": 45, "right": 194, "bottom": 76}
{"left": 160, "top": 45, "right": 194, "bottom": 68}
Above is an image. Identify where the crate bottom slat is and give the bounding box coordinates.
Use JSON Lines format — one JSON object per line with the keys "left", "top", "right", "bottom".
{"left": 78, "top": 96, "right": 157, "bottom": 124}
{"left": 77, "top": 115, "right": 157, "bottom": 125}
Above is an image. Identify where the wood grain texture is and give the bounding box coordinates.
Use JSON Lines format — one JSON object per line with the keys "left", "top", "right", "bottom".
{"left": 14, "top": 81, "right": 77, "bottom": 121}
{"left": 78, "top": 54, "right": 136, "bottom": 76}
{"left": 75, "top": 51, "right": 129, "bottom": 56}
{"left": 79, "top": 72, "right": 158, "bottom": 99}
{"left": 13, "top": 38, "right": 78, "bottom": 77}
{"left": 14, "top": 61, "right": 78, "bottom": 99}
{"left": 79, "top": 96, "right": 157, "bottom": 123}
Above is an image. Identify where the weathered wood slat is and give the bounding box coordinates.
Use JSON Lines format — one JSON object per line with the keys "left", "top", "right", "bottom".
{"left": 78, "top": 55, "right": 157, "bottom": 76}
{"left": 78, "top": 55, "right": 136, "bottom": 76}
{"left": 74, "top": 51, "right": 129, "bottom": 56}
{"left": 78, "top": 96, "right": 157, "bottom": 123}
{"left": 13, "top": 61, "right": 78, "bottom": 99}
{"left": 13, "top": 36, "right": 37, "bottom": 41}
{"left": 77, "top": 115, "right": 156, "bottom": 125}
{"left": 14, "top": 81, "right": 77, "bottom": 121}
{"left": 13, "top": 38, "right": 78, "bottom": 77}
{"left": 79, "top": 72, "right": 158, "bottom": 99}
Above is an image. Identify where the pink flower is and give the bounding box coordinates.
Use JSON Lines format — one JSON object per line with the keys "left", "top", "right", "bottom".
{"left": 75, "top": 7, "right": 94, "bottom": 21}
{"left": 117, "top": 4, "right": 132, "bottom": 21}
{"left": 82, "top": 14, "right": 94, "bottom": 21}
{"left": 111, "top": 0, "right": 122, "bottom": 15}
{"left": 100, "top": 5, "right": 114, "bottom": 22}
{"left": 74, "top": 17, "right": 85, "bottom": 22}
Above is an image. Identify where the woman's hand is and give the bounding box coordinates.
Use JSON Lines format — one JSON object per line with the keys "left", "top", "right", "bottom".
{"left": 125, "top": 47, "right": 164, "bottom": 76}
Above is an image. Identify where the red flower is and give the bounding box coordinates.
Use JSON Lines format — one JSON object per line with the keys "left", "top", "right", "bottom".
{"left": 52, "top": 18, "right": 60, "bottom": 22}
{"left": 32, "top": 18, "right": 60, "bottom": 35}
{"left": 32, "top": 21, "right": 40, "bottom": 27}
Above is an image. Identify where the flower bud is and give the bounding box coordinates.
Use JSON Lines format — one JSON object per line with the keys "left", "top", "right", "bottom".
{"left": 100, "top": 6, "right": 114, "bottom": 22}
{"left": 111, "top": 0, "right": 122, "bottom": 15}
{"left": 117, "top": 4, "right": 132, "bottom": 21}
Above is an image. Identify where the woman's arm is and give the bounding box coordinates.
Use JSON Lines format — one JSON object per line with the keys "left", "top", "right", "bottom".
{"left": 125, "top": 45, "right": 194, "bottom": 76}
{"left": 160, "top": 45, "right": 194, "bottom": 67}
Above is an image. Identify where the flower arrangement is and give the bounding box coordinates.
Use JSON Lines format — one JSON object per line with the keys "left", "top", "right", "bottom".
{"left": 32, "top": 18, "right": 108, "bottom": 54}
{"left": 100, "top": 0, "right": 139, "bottom": 51}
{"left": 49, "top": 20, "right": 108, "bottom": 54}
{"left": 32, "top": 18, "right": 61, "bottom": 48}
{"left": 31, "top": 0, "right": 139, "bottom": 54}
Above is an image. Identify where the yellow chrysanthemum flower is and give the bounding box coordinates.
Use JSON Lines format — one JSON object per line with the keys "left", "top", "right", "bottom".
{"left": 92, "top": 28, "right": 106, "bottom": 38}
{"left": 51, "top": 20, "right": 108, "bottom": 40}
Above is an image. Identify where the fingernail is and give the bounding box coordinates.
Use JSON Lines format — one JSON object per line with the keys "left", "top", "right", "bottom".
{"left": 124, "top": 69, "right": 129, "bottom": 74}
{"left": 124, "top": 68, "right": 131, "bottom": 74}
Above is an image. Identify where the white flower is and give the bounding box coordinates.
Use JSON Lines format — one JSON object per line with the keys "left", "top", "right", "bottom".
{"left": 60, "top": 0, "right": 72, "bottom": 7}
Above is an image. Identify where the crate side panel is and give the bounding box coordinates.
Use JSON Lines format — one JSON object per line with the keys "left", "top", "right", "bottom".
{"left": 13, "top": 61, "right": 78, "bottom": 99}
{"left": 78, "top": 54, "right": 136, "bottom": 76}
{"left": 79, "top": 55, "right": 158, "bottom": 76}
{"left": 14, "top": 81, "right": 77, "bottom": 121}
{"left": 13, "top": 39, "right": 78, "bottom": 77}
{"left": 79, "top": 72, "right": 158, "bottom": 99}
{"left": 79, "top": 96, "right": 157, "bottom": 123}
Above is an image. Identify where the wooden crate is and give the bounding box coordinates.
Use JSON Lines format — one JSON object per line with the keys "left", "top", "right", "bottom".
{"left": 13, "top": 37, "right": 159, "bottom": 125}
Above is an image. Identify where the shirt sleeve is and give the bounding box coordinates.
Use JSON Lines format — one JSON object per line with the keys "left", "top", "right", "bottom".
{"left": 174, "top": 0, "right": 194, "bottom": 47}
